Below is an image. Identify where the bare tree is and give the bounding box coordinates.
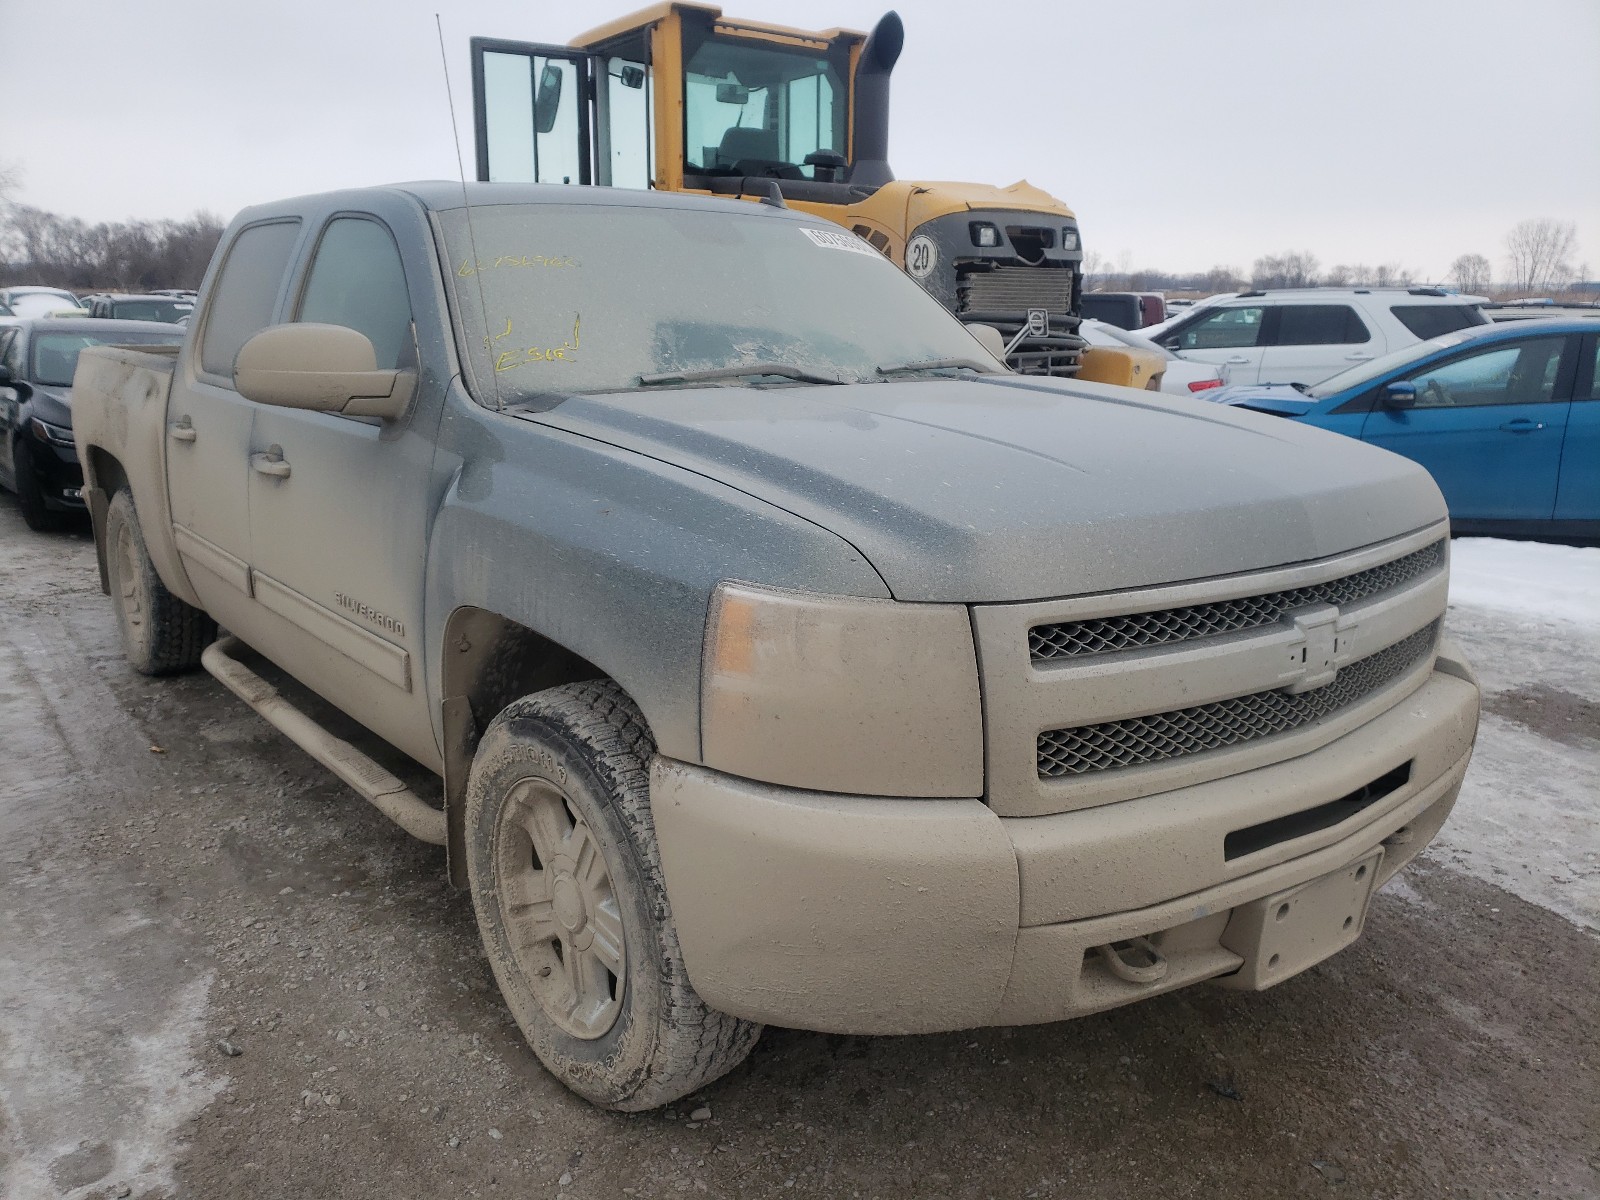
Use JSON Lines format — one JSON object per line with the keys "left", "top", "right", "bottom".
{"left": 1251, "top": 250, "right": 1320, "bottom": 289}
{"left": 0, "top": 203, "right": 224, "bottom": 291}
{"left": 1504, "top": 218, "right": 1578, "bottom": 292}
{"left": 1196, "top": 265, "right": 1244, "bottom": 293}
{"left": 1323, "top": 264, "right": 1353, "bottom": 286}
{"left": 1448, "top": 253, "right": 1492, "bottom": 293}
{"left": 0, "top": 160, "right": 20, "bottom": 206}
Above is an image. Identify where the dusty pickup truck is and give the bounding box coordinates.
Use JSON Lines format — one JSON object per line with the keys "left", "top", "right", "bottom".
{"left": 72, "top": 183, "right": 1479, "bottom": 1111}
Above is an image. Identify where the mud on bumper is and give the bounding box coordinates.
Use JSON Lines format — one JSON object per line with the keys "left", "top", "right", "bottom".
{"left": 650, "top": 653, "right": 1479, "bottom": 1035}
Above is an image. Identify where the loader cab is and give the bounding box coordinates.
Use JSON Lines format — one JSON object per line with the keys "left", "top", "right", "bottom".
{"left": 470, "top": 3, "right": 898, "bottom": 204}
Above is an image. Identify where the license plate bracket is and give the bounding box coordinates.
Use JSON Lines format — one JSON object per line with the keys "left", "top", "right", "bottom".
{"left": 1218, "top": 849, "right": 1384, "bottom": 990}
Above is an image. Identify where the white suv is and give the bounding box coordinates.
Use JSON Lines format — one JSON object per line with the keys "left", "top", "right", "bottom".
{"left": 1143, "top": 288, "right": 1488, "bottom": 386}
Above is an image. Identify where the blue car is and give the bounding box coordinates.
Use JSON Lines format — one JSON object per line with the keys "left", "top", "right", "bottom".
{"left": 1209, "top": 318, "right": 1599, "bottom": 540}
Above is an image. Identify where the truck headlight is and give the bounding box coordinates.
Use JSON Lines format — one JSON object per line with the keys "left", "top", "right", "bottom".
{"left": 969, "top": 221, "right": 1002, "bottom": 248}
{"left": 701, "top": 582, "right": 984, "bottom": 797}
{"left": 1061, "top": 227, "right": 1080, "bottom": 251}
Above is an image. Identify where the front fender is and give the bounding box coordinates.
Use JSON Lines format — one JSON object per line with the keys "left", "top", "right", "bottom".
{"left": 422, "top": 396, "right": 890, "bottom": 763}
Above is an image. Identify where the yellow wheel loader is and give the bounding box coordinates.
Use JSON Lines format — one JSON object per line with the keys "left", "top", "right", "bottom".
{"left": 470, "top": 5, "right": 1138, "bottom": 381}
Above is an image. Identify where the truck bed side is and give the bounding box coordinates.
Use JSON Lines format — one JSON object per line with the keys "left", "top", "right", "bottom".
{"left": 73, "top": 344, "right": 203, "bottom": 607}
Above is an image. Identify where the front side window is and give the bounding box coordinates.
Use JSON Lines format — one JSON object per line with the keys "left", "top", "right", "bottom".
{"left": 684, "top": 35, "right": 846, "bottom": 179}
{"left": 1176, "top": 306, "right": 1265, "bottom": 350}
{"left": 440, "top": 203, "right": 995, "bottom": 404}
{"left": 1274, "top": 304, "right": 1370, "bottom": 346}
{"left": 1404, "top": 336, "right": 1566, "bottom": 408}
{"left": 30, "top": 330, "right": 184, "bottom": 387}
{"left": 200, "top": 220, "right": 302, "bottom": 377}
{"left": 295, "top": 217, "right": 413, "bottom": 370}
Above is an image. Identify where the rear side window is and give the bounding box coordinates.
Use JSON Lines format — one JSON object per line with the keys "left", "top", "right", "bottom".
{"left": 295, "top": 217, "right": 413, "bottom": 370}
{"left": 199, "top": 220, "right": 302, "bottom": 377}
{"left": 1390, "top": 304, "right": 1486, "bottom": 340}
{"left": 1273, "top": 305, "right": 1370, "bottom": 346}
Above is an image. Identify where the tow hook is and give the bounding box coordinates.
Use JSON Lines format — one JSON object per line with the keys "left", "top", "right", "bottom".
{"left": 1096, "top": 936, "right": 1169, "bottom": 985}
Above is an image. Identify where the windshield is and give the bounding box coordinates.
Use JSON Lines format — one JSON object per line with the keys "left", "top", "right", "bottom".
{"left": 30, "top": 330, "right": 184, "bottom": 387}
{"left": 1307, "top": 329, "right": 1481, "bottom": 398}
{"left": 109, "top": 298, "right": 194, "bottom": 323}
{"left": 683, "top": 34, "right": 847, "bottom": 180}
{"left": 439, "top": 202, "right": 996, "bottom": 403}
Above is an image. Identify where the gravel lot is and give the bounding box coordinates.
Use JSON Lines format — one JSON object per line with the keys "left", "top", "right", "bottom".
{"left": 1, "top": 500, "right": 1595, "bottom": 1200}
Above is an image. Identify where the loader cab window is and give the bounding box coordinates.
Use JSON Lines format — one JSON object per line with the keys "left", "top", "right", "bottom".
{"left": 683, "top": 35, "right": 847, "bottom": 181}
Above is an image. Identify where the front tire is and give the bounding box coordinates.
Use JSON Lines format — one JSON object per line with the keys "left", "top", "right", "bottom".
{"left": 465, "top": 681, "right": 760, "bottom": 1110}
{"left": 106, "top": 487, "right": 216, "bottom": 674}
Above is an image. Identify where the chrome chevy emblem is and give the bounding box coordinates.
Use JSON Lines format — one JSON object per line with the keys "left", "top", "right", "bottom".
{"left": 1280, "top": 603, "right": 1360, "bottom": 693}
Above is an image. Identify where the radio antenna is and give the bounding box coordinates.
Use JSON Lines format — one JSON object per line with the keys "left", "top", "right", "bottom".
{"left": 436, "top": 13, "right": 503, "bottom": 411}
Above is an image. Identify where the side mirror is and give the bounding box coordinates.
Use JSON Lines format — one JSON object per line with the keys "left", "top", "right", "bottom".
{"left": 534, "top": 63, "right": 564, "bottom": 135}
{"left": 966, "top": 323, "right": 1007, "bottom": 361}
{"left": 233, "top": 324, "right": 414, "bottom": 419}
{"left": 618, "top": 64, "right": 645, "bottom": 90}
{"left": 1382, "top": 380, "right": 1418, "bottom": 409}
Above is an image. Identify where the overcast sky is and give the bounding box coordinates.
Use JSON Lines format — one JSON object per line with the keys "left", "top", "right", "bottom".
{"left": 4, "top": 0, "right": 1597, "bottom": 282}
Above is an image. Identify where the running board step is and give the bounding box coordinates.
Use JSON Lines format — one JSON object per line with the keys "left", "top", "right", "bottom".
{"left": 201, "top": 636, "right": 447, "bottom": 845}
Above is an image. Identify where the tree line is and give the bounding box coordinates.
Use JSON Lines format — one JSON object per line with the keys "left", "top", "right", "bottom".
{"left": 0, "top": 165, "right": 224, "bottom": 293}
{"left": 1085, "top": 218, "right": 1590, "bottom": 298}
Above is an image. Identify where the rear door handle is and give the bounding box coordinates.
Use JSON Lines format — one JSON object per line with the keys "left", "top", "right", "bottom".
{"left": 169, "top": 417, "right": 197, "bottom": 442}
{"left": 1344, "top": 353, "right": 1374, "bottom": 362}
{"left": 1224, "top": 355, "right": 1251, "bottom": 364}
{"left": 250, "top": 448, "right": 291, "bottom": 478}
{"left": 1499, "top": 419, "right": 1545, "bottom": 433}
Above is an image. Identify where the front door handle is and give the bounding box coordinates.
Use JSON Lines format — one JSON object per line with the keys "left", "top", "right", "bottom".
{"left": 1499, "top": 419, "right": 1545, "bottom": 433}
{"left": 1344, "top": 353, "right": 1374, "bottom": 362}
{"left": 169, "top": 416, "right": 197, "bottom": 442}
{"left": 250, "top": 447, "right": 291, "bottom": 478}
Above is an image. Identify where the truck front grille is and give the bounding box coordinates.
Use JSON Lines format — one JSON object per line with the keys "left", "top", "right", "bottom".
{"left": 1036, "top": 621, "right": 1439, "bottom": 778}
{"left": 957, "top": 263, "right": 1074, "bottom": 314}
{"left": 1030, "top": 540, "right": 1445, "bottom": 662}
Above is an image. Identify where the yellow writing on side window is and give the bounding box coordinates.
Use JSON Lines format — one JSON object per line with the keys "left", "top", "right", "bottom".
{"left": 458, "top": 254, "right": 580, "bottom": 277}
{"left": 494, "top": 315, "right": 581, "bottom": 372}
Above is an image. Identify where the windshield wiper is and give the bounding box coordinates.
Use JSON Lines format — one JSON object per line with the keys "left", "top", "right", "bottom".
{"left": 876, "top": 357, "right": 999, "bottom": 377}
{"left": 636, "top": 363, "right": 843, "bottom": 387}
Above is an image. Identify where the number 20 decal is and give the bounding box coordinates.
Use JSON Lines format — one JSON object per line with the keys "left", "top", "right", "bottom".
{"left": 906, "top": 234, "right": 937, "bottom": 280}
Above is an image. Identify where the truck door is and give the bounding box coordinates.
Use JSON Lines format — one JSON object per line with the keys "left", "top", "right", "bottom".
{"left": 241, "top": 213, "right": 445, "bottom": 769}
{"left": 168, "top": 218, "right": 302, "bottom": 624}
{"left": 471, "top": 38, "right": 593, "bottom": 185}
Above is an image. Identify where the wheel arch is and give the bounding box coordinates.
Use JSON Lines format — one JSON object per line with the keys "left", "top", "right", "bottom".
{"left": 439, "top": 605, "right": 612, "bottom": 888}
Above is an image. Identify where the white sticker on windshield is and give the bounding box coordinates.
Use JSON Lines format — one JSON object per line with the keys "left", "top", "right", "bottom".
{"left": 800, "top": 227, "right": 879, "bottom": 257}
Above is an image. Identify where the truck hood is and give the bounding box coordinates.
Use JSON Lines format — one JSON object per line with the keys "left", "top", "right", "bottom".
{"left": 525, "top": 376, "right": 1444, "bottom": 604}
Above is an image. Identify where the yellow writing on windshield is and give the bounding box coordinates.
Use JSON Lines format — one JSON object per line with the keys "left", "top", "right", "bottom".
{"left": 458, "top": 254, "right": 579, "bottom": 277}
{"left": 493, "top": 315, "right": 581, "bottom": 372}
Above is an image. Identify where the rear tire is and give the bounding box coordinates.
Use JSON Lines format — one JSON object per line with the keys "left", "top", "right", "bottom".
{"left": 15, "top": 442, "right": 65, "bottom": 532}
{"left": 106, "top": 487, "right": 216, "bottom": 674}
{"left": 465, "top": 680, "right": 761, "bottom": 1110}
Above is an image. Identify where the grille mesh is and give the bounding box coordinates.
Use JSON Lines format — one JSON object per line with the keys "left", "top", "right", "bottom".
{"left": 1030, "top": 541, "right": 1444, "bottom": 663}
{"left": 958, "top": 264, "right": 1074, "bottom": 313}
{"left": 1037, "top": 621, "right": 1439, "bottom": 778}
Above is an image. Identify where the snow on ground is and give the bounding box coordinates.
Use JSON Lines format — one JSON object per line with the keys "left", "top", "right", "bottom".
{"left": 1447, "top": 536, "right": 1600, "bottom": 626}
{"left": 1428, "top": 538, "right": 1600, "bottom": 933}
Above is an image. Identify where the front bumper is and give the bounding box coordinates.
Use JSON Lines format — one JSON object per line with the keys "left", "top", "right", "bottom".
{"left": 650, "top": 652, "right": 1478, "bottom": 1034}
{"left": 31, "top": 436, "right": 86, "bottom": 511}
